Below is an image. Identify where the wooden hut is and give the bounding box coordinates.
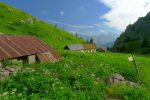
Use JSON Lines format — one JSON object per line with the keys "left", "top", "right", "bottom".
{"left": 0, "top": 34, "right": 60, "bottom": 64}
{"left": 64, "top": 44, "right": 97, "bottom": 52}
{"left": 83, "top": 44, "right": 96, "bottom": 52}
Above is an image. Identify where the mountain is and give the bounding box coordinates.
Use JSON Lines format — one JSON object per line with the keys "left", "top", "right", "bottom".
{"left": 0, "top": 2, "right": 83, "bottom": 50}
{"left": 80, "top": 33, "right": 119, "bottom": 48}
{"left": 113, "top": 12, "right": 150, "bottom": 53}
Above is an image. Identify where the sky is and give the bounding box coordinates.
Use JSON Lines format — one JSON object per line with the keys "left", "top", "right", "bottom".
{"left": 1, "top": 0, "right": 150, "bottom": 36}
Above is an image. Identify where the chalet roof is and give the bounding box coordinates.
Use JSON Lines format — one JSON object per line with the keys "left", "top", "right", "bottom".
{"left": 66, "top": 44, "right": 84, "bottom": 51}
{"left": 97, "top": 47, "right": 107, "bottom": 52}
{"left": 0, "top": 34, "right": 60, "bottom": 61}
{"left": 83, "top": 44, "right": 96, "bottom": 49}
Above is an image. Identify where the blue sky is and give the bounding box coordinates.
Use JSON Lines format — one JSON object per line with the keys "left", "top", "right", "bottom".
{"left": 1, "top": 0, "right": 149, "bottom": 36}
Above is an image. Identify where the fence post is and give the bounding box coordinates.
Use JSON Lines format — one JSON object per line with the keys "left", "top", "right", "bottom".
{"left": 131, "top": 54, "right": 140, "bottom": 84}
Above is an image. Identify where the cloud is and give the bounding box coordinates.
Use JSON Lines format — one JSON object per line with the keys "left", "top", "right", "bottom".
{"left": 60, "top": 11, "right": 64, "bottom": 15}
{"left": 68, "top": 29, "right": 80, "bottom": 34}
{"left": 48, "top": 20, "right": 63, "bottom": 24}
{"left": 68, "top": 24, "right": 94, "bottom": 29}
{"left": 41, "top": 10, "right": 47, "bottom": 14}
{"left": 99, "top": 29, "right": 108, "bottom": 33}
{"left": 99, "top": 0, "right": 150, "bottom": 30}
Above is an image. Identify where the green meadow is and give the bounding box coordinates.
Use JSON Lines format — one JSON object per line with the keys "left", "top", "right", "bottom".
{"left": 0, "top": 51, "right": 150, "bottom": 99}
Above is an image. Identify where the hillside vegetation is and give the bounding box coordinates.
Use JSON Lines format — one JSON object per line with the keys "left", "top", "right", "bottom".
{"left": 0, "top": 2, "right": 83, "bottom": 50}
{"left": 113, "top": 12, "right": 150, "bottom": 54}
{"left": 0, "top": 51, "right": 150, "bottom": 99}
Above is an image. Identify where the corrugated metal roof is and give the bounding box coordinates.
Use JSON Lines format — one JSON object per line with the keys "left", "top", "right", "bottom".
{"left": 65, "top": 44, "right": 96, "bottom": 51}
{"left": 37, "top": 52, "right": 59, "bottom": 63}
{"left": 0, "top": 34, "right": 60, "bottom": 61}
{"left": 67, "top": 44, "right": 84, "bottom": 51}
{"left": 83, "top": 44, "right": 96, "bottom": 50}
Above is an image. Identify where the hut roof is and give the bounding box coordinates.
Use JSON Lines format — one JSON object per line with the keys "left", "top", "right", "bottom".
{"left": 0, "top": 34, "right": 60, "bottom": 61}
{"left": 83, "top": 44, "right": 96, "bottom": 50}
{"left": 66, "top": 44, "right": 84, "bottom": 51}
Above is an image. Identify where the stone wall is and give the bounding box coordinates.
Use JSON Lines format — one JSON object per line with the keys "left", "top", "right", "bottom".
{"left": 28, "top": 55, "right": 36, "bottom": 64}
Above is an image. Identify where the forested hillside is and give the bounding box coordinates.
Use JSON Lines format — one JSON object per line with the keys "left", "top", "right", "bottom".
{"left": 113, "top": 12, "right": 150, "bottom": 54}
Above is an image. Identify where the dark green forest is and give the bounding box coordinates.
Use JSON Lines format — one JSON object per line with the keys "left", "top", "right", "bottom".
{"left": 113, "top": 12, "right": 150, "bottom": 54}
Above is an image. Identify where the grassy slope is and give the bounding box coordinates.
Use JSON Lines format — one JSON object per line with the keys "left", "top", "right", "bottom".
{"left": 0, "top": 2, "right": 83, "bottom": 50}
{"left": 0, "top": 51, "right": 150, "bottom": 99}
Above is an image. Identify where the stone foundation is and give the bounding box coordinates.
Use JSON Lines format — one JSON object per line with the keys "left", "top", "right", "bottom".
{"left": 28, "top": 55, "right": 36, "bottom": 64}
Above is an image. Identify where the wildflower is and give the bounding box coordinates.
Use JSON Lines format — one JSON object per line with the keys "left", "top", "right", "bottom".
{"left": 12, "top": 88, "right": 16, "bottom": 92}
{"left": 2, "top": 92, "right": 8, "bottom": 96}
{"left": 31, "top": 69, "right": 35, "bottom": 72}
{"left": 52, "top": 83, "right": 55, "bottom": 87}
{"left": 45, "top": 90, "right": 48, "bottom": 93}
{"left": 91, "top": 74, "right": 95, "bottom": 77}
{"left": 60, "top": 87, "right": 64, "bottom": 90}
{"left": 32, "top": 77, "right": 35, "bottom": 81}
{"left": 106, "top": 64, "right": 109, "bottom": 66}
{"left": 100, "top": 63, "right": 103, "bottom": 66}
{"left": 77, "top": 68, "right": 80, "bottom": 70}
{"left": 10, "top": 91, "right": 15, "bottom": 95}
{"left": 18, "top": 93, "right": 22, "bottom": 97}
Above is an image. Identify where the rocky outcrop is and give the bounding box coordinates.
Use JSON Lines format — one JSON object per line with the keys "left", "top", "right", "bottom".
{"left": 27, "top": 18, "right": 33, "bottom": 24}
{"left": 0, "top": 65, "right": 21, "bottom": 80}
{"left": 107, "top": 74, "right": 126, "bottom": 85}
{"left": 20, "top": 20, "right": 26, "bottom": 24}
{"left": 106, "top": 73, "right": 140, "bottom": 88}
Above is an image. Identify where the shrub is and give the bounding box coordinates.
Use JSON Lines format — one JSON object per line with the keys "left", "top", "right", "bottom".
{"left": 2, "top": 59, "right": 13, "bottom": 68}
{"left": 106, "top": 85, "right": 149, "bottom": 100}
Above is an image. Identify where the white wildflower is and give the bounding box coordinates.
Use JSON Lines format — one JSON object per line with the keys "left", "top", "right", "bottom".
{"left": 12, "top": 88, "right": 16, "bottom": 92}
{"left": 91, "top": 74, "right": 95, "bottom": 77}
{"left": 2, "top": 92, "right": 8, "bottom": 96}
{"left": 60, "top": 87, "right": 64, "bottom": 90}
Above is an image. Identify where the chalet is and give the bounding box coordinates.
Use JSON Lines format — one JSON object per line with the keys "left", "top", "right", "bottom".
{"left": 64, "top": 44, "right": 84, "bottom": 52}
{"left": 0, "top": 34, "right": 60, "bottom": 64}
{"left": 97, "top": 47, "right": 107, "bottom": 52}
{"left": 64, "top": 44, "right": 97, "bottom": 52}
{"left": 83, "top": 44, "right": 96, "bottom": 52}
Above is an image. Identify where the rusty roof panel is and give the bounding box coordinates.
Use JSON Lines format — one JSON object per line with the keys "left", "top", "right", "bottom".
{"left": 51, "top": 52, "right": 61, "bottom": 60}
{"left": 0, "top": 48, "right": 9, "bottom": 60}
{"left": 49, "top": 53, "right": 56, "bottom": 61}
{"left": 83, "top": 44, "right": 96, "bottom": 49}
{"left": 0, "top": 34, "right": 59, "bottom": 61}
{"left": 0, "top": 40, "right": 19, "bottom": 58}
{"left": 37, "top": 53, "right": 53, "bottom": 63}
{"left": 5, "top": 40, "right": 27, "bottom": 55}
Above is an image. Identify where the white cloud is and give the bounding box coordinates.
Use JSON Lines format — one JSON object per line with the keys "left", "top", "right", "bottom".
{"left": 60, "top": 11, "right": 64, "bottom": 15}
{"left": 41, "top": 10, "right": 47, "bottom": 14}
{"left": 48, "top": 20, "right": 63, "bottom": 24}
{"left": 99, "top": 29, "right": 108, "bottom": 33}
{"left": 68, "top": 24, "right": 94, "bottom": 29}
{"left": 99, "top": 0, "right": 150, "bottom": 30}
{"left": 68, "top": 29, "right": 80, "bottom": 34}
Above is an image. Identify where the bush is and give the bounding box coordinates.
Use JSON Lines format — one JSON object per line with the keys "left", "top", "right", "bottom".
{"left": 142, "top": 47, "right": 150, "bottom": 54}
{"left": 2, "top": 59, "right": 13, "bottom": 68}
{"left": 106, "top": 85, "right": 149, "bottom": 100}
